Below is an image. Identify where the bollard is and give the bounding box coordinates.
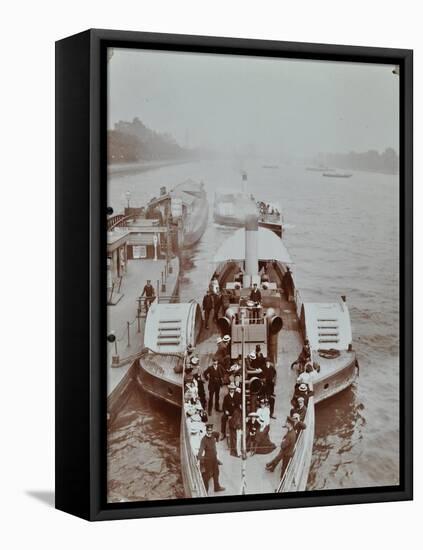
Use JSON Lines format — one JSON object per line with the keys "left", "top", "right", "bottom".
{"left": 137, "top": 314, "right": 141, "bottom": 333}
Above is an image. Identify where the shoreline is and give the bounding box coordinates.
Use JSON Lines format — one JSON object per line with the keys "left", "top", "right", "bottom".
{"left": 108, "top": 158, "right": 196, "bottom": 178}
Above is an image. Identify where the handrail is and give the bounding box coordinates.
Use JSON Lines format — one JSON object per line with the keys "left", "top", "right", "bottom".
{"left": 107, "top": 213, "right": 135, "bottom": 231}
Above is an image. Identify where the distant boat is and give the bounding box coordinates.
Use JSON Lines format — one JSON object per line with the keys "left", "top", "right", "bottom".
{"left": 322, "top": 171, "right": 353, "bottom": 178}
{"left": 262, "top": 164, "right": 279, "bottom": 169}
{"left": 306, "top": 165, "right": 333, "bottom": 172}
{"left": 146, "top": 179, "right": 209, "bottom": 248}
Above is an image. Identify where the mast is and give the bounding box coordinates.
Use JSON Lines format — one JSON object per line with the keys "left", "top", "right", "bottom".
{"left": 241, "top": 323, "right": 247, "bottom": 495}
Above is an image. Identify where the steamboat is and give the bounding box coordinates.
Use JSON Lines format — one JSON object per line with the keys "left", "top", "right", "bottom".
{"left": 213, "top": 174, "right": 283, "bottom": 237}
{"left": 146, "top": 179, "right": 209, "bottom": 248}
{"left": 138, "top": 214, "right": 357, "bottom": 497}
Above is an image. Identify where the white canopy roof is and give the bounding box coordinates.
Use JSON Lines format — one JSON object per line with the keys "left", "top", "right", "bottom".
{"left": 213, "top": 227, "right": 293, "bottom": 264}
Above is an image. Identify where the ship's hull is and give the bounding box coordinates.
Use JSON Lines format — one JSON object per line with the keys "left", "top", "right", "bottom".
{"left": 313, "top": 355, "right": 357, "bottom": 404}
{"left": 322, "top": 173, "right": 352, "bottom": 178}
{"left": 182, "top": 196, "right": 209, "bottom": 248}
{"left": 137, "top": 363, "right": 182, "bottom": 407}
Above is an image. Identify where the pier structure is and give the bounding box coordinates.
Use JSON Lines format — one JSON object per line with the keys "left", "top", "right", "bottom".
{"left": 107, "top": 211, "right": 180, "bottom": 400}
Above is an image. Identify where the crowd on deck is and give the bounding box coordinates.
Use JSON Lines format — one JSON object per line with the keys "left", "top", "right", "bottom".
{"left": 257, "top": 201, "right": 280, "bottom": 218}
{"left": 182, "top": 335, "right": 318, "bottom": 493}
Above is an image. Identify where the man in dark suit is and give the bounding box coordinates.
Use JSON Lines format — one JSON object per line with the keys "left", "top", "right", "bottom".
{"left": 249, "top": 283, "right": 262, "bottom": 323}
{"left": 197, "top": 424, "right": 225, "bottom": 493}
{"left": 265, "top": 419, "right": 297, "bottom": 478}
{"left": 202, "top": 290, "right": 214, "bottom": 329}
{"left": 203, "top": 358, "right": 224, "bottom": 414}
{"left": 220, "top": 383, "right": 241, "bottom": 440}
{"left": 261, "top": 359, "right": 277, "bottom": 419}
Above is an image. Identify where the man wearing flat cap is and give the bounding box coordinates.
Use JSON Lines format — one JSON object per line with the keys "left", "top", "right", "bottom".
{"left": 197, "top": 424, "right": 225, "bottom": 493}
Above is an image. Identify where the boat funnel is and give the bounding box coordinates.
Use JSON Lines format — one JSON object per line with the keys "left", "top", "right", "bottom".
{"left": 245, "top": 213, "right": 259, "bottom": 284}
{"left": 266, "top": 307, "right": 283, "bottom": 335}
{"left": 217, "top": 308, "right": 236, "bottom": 335}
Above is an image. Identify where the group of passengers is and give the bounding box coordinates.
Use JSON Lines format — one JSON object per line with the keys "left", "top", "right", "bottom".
{"left": 257, "top": 201, "right": 280, "bottom": 217}
{"left": 183, "top": 335, "right": 316, "bottom": 487}
{"left": 202, "top": 276, "right": 267, "bottom": 330}
{"left": 183, "top": 339, "right": 278, "bottom": 459}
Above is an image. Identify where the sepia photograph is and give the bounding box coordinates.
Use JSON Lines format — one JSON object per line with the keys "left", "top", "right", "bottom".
{"left": 106, "top": 47, "right": 400, "bottom": 502}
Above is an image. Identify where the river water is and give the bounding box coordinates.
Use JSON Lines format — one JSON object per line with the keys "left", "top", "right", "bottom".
{"left": 107, "top": 158, "right": 399, "bottom": 501}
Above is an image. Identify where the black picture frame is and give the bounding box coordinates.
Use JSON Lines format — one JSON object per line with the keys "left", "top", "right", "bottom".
{"left": 55, "top": 28, "right": 413, "bottom": 521}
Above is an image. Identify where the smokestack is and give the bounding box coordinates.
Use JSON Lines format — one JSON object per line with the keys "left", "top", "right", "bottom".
{"left": 243, "top": 213, "right": 259, "bottom": 287}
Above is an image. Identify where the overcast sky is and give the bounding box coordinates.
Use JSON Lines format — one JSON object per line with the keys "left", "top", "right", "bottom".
{"left": 108, "top": 47, "right": 399, "bottom": 159}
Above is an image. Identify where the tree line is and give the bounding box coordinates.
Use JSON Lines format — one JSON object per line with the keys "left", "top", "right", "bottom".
{"left": 108, "top": 117, "right": 192, "bottom": 163}
{"left": 315, "top": 148, "right": 399, "bottom": 175}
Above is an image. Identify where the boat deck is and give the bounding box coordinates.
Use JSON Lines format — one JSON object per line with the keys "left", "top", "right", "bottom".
{"left": 197, "top": 295, "right": 303, "bottom": 496}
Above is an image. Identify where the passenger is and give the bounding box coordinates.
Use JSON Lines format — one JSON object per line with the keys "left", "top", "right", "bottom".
{"left": 202, "top": 290, "right": 214, "bottom": 330}
{"left": 215, "top": 336, "right": 231, "bottom": 373}
{"left": 229, "top": 404, "right": 243, "bottom": 457}
{"left": 189, "top": 419, "right": 206, "bottom": 456}
{"left": 141, "top": 279, "right": 155, "bottom": 312}
{"left": 220, "top": 382, "right": 241, "bottom": 440}
{"left": 197, "top": 423, "right": 225, "bottom": 493}
{"left": 255, "top": 345, "right": 266, "bottom": 370}
{"left": 265, "top": 419, "right": 297, "bottom": 478}
{"left": 191, "top": 356, "right": 207, "bottom": 410}
{"left": 254, "top": 398, "right": 276, "bottom": 454}
{"left": 260, "top": 266, "right": 269, "bottom": 283}
{"left": 229, "top": 356, "right": 242, "bottom": 382}
{"left": 210, "top": 274, "right": 220, "bottom": 295}
{"left": 290, "top": 341, "right": 311, "bottom": 372}
{"left": 222, "top": 334, "right": 231, "bottom": 356}
{"left": 290, "top": 395, "right": 307, "bottom": 422}
{"left": 194, "top": 401, "right": 208, "bottom": 423}
{"left": 290, "top": 412, "right": 306, "bottom": 438}
{"left": 234, "top": 267, "right": 244, "bottom": 284}
{"left": 261, "top": 359, "right": 277, "bottom": 419}
{"left": 246, "top": 352, "right": 263, "bottom": 378}
{"left": 184, "top": 398, "right": 197, "bottom": 416}
{"left": 184, "top": 373, "right": 198, "bottom": 400}
{"left": 203, "top": 357, "right": 224, "bottom": 415}
{"left": 297, "top": 362, "right": 315, "bottom": 391}
{"left": 247, "top": 412, "right": 260, "bottom": 455}
{"left": 293, "top": 382, "right": 313, "bottom": 406}
{"left": 249, "top": 283, "right": 262, "bottom": 324}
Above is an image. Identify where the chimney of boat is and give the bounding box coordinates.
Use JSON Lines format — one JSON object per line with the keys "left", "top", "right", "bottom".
{"left": 244, "top": 213, "right": 259, "bottom": 288}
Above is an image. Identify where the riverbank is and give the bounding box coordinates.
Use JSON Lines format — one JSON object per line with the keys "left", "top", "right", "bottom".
{"left": 108, "top": 158, "right": 193, "bottom": 178}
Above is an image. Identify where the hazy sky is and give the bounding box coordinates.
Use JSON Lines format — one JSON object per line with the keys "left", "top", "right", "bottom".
{"left": 108, "top": 47, "right": 399, "bottom": 158}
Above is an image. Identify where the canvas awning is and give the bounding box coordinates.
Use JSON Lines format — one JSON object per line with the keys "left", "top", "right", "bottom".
{"left": 213, "top": 227, "right": 293, "bottom": 264}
